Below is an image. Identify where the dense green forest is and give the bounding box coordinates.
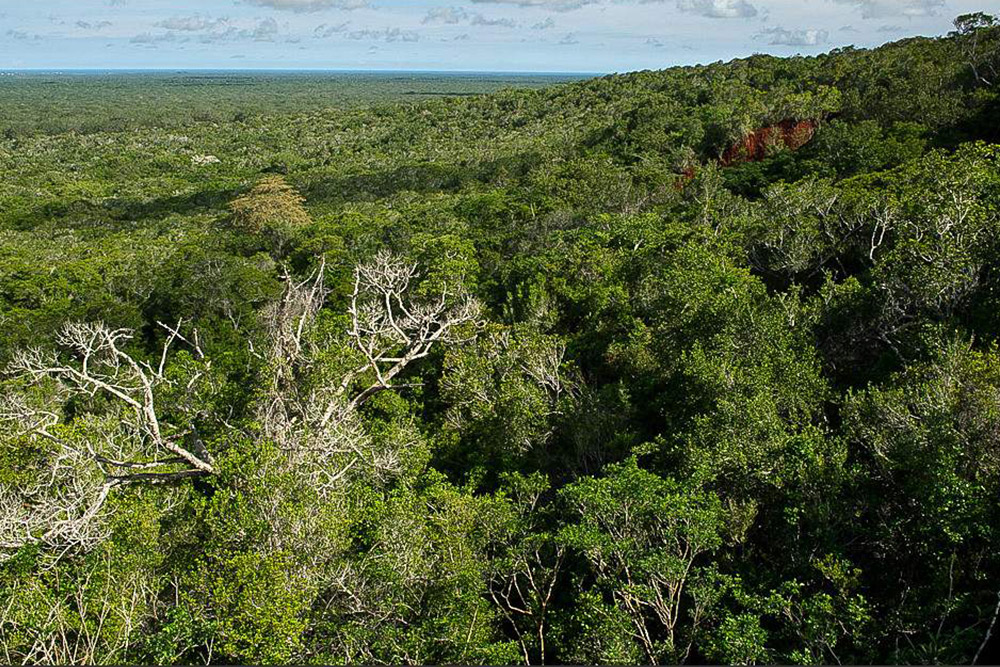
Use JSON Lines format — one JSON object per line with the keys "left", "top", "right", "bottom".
{"left": 1, "top": 13, "right": 1000, "bottom": 665}
{"left": 0, "top": 71, "right": 584, "bottom": 136}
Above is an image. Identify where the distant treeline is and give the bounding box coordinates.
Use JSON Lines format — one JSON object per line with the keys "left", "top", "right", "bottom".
{"left": 0, "top": 71, "right": 584, "bottom": 135}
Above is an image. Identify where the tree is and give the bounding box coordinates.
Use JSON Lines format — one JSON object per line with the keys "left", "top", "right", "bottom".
{"left": 442, "top": 324, "right": 574, "bottom": 462}
{"left": 304, "top": 479, "right": 519, "bottom": 665}
{"left": 842, "top": 339, "right": 1000, "bottom": 663}
{"left": 1, "top": 321, "right": 212, "bottom": 559}
{"left": 1, "top": 253, "right": 482, "bottom": 564}
{"left": 951, "top": 13, "right": 999, "bottom": 86}
{"left": 559, "top": 459, "right": 725, "bottom": 664}
{"left": 257, "top": 252, "right": 481, "bottom": 497}
{"left": 486, "top": 473, "right": 566, "bottom": 665}
{"left": 228, "top": 175, "right": 312, "bottom": 255}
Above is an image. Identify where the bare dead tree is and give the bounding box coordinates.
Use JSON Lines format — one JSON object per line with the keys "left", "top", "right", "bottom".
{"left": 257, "top": 259, "right": 330, "bottom": 448}
{"left": 258, "top": 251, "right": 482, "bottom": 496}
{"left": 1, "top": 320, "right": 209, "bottom": 560}
{"left": 0, "top": 448, "right": 112, "bottom": 559}
{"left": 232, "top": 252, "right": 488, "bottom": 657}
{"left": 334, "top": 250, "right": 482, "bottom": 416}
{"left": 2, "top": 252, "right": 481, "bottom": 563}
{"left": 8, "top": 321, "right": 213, "bottom": 477}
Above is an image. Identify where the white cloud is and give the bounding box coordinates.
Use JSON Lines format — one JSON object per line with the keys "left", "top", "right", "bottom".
{"left": 76, "top": 20, "right": 113, "bottom": 30}
{"left": 829, "top": 0, "right": 944, "bottom": 19}
{"left": 154, "top": 16, "right": 227, "bottom": 31}
{"left": 423, "top": 7, "right": 468, "bottom": 24}
{"left": 469, "top": 0, "right": 599, "bottom": 11}
{"left": 348, "top": 27, "right": 420, "bottom": 42}
{"left": 472, "top": 14, "right": 520, "bottom": 27}
{"left": 758, "top": 26, "right": 829, "bottom": 45}
{"left": 470, "top": 0, "right": 761, "bottom": 16}
{"left": 314, "top": 22, "right": 350, "bottom": 36}
{"left": 676, "top": 0, "right": 758, "bottom": 18}
{"left": 131, "top": 17, "right": 281, "bottom": 45}
{"left": 423, "top": 7, "right": 520, "bottom": 28}
{"left": 249, "top": 17, "right": 279, "bottom": 40}
{"left": 6, "top": 29, "right": 40, "bottom": 40}
{"left": 242, "top": 0, "right": 369, "bottom": 12}
{"left": 131, "top": 31, "right": 180, "bottom": 44}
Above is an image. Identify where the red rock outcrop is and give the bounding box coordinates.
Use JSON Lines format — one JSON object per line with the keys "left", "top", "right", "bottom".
{"left": 720, "top": 119, "right": 818, "bottom": 167}
{"left": 673, "top": 118, "right": 819, "bottom": 189}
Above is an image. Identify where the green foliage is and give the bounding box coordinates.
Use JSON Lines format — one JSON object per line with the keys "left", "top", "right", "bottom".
{"left": 442, "top": 324, "right": 573, "bottom": 468}
{"left": 2, "top": 21, "right": 1000, "bottom": 666}
{"left": 558, "top": 459, "right": 725, "bottom": 663}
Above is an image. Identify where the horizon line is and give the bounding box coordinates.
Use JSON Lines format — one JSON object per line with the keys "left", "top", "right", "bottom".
{"left": 0, "top": 67, "right": 606, "bottom": 75}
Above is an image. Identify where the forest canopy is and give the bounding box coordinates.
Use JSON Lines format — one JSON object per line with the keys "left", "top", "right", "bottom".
{"left": 1, "top": 15, "right": 1000, "bottom": 665}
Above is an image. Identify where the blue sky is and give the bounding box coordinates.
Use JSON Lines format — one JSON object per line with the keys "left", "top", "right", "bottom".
{"left": 0, "top": 0, "right": 993, "bottom": 72}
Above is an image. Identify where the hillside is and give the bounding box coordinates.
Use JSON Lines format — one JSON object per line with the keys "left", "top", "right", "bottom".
{"left": 1, "top": 15, "right": 999, "bottom": 665}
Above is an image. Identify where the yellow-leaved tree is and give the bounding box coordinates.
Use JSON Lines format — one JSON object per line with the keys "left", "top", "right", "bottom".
{"left": 229, "top": 175, "right": 312, "bottom": 255}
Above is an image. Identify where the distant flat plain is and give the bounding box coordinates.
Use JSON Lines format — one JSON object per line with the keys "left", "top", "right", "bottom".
{"left": 0, "top": 70, "right": 592, "bottom": 135}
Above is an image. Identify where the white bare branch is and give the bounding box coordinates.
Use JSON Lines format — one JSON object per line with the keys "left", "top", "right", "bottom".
{"left": 258, "top": 252, "right": 480, "bottom": 494}
{"left": 8, "top": 322, "right": 214, "bottom": 476}
{"left": 0, "top": 443, "right": 113, "bottom": 560}
{"left": 1, "top": 321, "right": 214, "bottom": 561}
{"left": 333, "top": 250, "right": 482, "bottom": 418}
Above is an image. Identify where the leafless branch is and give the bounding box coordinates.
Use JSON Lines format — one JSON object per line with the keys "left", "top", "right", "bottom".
{"left": 974, "top": 589, "right": 1000, "bottom": 665}
{"left": 1, "top": 321, "right": 213, "bottom": 560}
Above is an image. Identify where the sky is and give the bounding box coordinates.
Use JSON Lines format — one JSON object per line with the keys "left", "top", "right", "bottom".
{"left": 0, "top": 0, "right": 994, "bottom": 72}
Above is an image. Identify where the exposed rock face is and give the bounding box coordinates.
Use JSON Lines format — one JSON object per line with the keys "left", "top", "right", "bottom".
{"left": 720, "top": 119, "right": 818, "bottom": 167}
{"left": 673, "top": 118, "right": 819, "bottom": 189}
